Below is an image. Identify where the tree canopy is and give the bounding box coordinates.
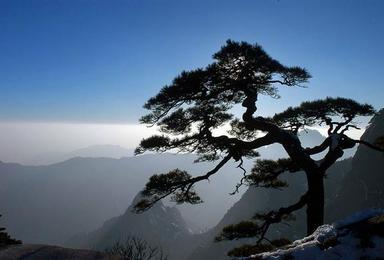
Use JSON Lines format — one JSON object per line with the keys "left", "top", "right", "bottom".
{"left": 134, "top": 40, "right": 383, "bottom": 256}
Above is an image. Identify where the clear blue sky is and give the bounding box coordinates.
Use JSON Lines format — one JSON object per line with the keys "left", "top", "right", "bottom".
{"left": 1, "top": 0, "right": 383, "bottom": 123}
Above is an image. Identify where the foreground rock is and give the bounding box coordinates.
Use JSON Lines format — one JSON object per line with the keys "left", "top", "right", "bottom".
{"left": 0, "top": 244, "right": 121, "bottom": 260}
{"left": 248, "top": 209, "right": 384, "bottom": 259}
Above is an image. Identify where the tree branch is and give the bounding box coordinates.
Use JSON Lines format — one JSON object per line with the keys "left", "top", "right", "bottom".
{"left": 340, "top": 124, "right": 360, "bottom": 134}
{"left": 188, "top": 153, "right": 232, "bottom": 182}
{"left": 319, "top": 147, "right": 344, "bottom": 172}
{"left": 134, "top": 154, "right": 233, "bottom": 212}
{"left": 256, "top": 192, "right": 308, "bottom": 244}
{"left": 230, "top": 158, "right": 248, "bottom": 195}
{"left": 216, "top": 192, "right": 308, "bottom": 244}
{"left": 304, "top": 137, "right": 330, "bottom": 155}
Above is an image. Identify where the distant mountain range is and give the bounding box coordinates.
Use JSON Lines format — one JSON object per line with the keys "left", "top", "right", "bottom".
{"left": 24, "top": 145, "right": 134, "bottom": 165}
{"left": 0, "top": 153, "right": 247, "bottom": 245}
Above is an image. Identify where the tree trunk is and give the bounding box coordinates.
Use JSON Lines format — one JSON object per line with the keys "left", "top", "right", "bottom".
{"left": 306, "top": 172, "right": 324, "bottom": 235}
{"left": 275, "top": 130, "right": 327, "bottom": 236}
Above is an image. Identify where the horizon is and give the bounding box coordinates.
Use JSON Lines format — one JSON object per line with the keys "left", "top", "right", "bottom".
{"left": 0, "top": 121, "right": 365, "bottom": 165}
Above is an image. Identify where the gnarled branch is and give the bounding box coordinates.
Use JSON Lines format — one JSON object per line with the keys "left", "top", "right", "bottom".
{"left": 134, "top": 154, "right": 232, "bottom": 212}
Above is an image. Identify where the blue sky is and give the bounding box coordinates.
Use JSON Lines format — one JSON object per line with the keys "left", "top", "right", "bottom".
{"left": 1, "top": 0, "right": 383, "bottom": 123}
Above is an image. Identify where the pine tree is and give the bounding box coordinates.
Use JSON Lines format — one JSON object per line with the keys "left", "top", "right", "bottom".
{"left": 133, "top": 40, "right": 384, "bottom": 256}
{"left": 0, "top": 214, "right": 21, "bottom": 248}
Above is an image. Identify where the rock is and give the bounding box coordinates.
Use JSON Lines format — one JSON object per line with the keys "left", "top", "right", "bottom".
{"left": 248, "top": 209, "right": 384, "bottom": 259}
{"left": 0, "top": 244, "right": 121, "bottom": 260}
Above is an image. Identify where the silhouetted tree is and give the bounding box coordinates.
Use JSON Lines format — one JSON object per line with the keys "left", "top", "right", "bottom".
{"left": 134, "top": 40, "right": 384, "bottom": 255}
{"left": 0, "top": 214, "right": 21, "bottom": 248}
{"left": 104, "top": 236, "right": 167, "bottom": 260}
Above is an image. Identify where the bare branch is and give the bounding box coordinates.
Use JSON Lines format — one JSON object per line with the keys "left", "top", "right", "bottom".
{"left": 340, "top": 124, "right": 360, "bottom": 134}
{"left": 230, "top": 158, "right": 248, "bottom": 195}
{"left": 255, "top": 192, "right": 308, "bottom": 244}
{"left": 305, "top": 137, "right": 330, "bottom": 155}
{"left": 190, "top": 153, "right": 232, "bottom": 182}
{"left": 333, "top": 116, "right": 353, "bottom": 133}
{"left": 134, "top": 154, "right": 232, "bottom": 212}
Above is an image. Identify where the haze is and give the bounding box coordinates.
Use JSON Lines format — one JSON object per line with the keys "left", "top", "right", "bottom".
{"left": 0, "top": 122, "right": 157, "bottom": 164}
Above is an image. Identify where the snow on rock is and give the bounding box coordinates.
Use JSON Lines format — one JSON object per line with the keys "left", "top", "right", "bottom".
{"left": 313, "top": 224, "right": 337, "bottom": 244}
{"left": 246, "top": 209, "right": 384, "bottom": 259}
{"left": 334, "top": 208, "right": 384, "bottom": 229}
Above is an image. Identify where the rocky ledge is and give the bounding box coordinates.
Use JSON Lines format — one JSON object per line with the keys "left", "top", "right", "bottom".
{"left": 248, "top": 209, "right": 384, "bottom": 259}
{"left": 0, "top": 244, "right": 121, "bottom": 260}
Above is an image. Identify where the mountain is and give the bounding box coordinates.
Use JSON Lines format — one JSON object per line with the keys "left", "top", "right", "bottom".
{"left": 68, "top": 193, "right": 193, "bottom": 260}
{"left": 0, "top": 129, "right": 336, "bottom": 251}
{"left": 0, "top": 153, "right": 246, "bottom": 245}
{"left": 26, "top": 145, "right": 134, "bottom": 165}
{"left": 327, "top": 108, "right": 384, "bottom": 221}
{"left": 34, "top": 129, "right": 334, "bottom": 260}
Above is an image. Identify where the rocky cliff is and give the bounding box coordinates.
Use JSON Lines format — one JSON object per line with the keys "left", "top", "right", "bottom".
{"left": 68, "top": 193, "right": 193, "bottom": 260}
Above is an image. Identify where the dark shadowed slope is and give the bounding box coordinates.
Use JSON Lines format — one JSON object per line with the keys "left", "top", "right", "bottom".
{"left": 327, "top": 108, "right": 384, "bottom": 221}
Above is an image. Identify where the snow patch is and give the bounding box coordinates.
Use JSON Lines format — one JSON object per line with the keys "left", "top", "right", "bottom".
{"left": 334, "top": 208, "right": 384, "bottom": 228}
{"left": 246, "top": 209, "right": 384, "bottom": 259}
{"left": 313, "top": 224, "right": 337, "bottom": 244}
